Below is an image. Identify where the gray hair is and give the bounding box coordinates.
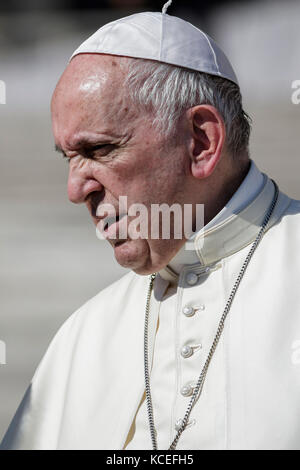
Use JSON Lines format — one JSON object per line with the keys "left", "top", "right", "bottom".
{"left": 124, "top": 58, "right": 251, "bottom": 159}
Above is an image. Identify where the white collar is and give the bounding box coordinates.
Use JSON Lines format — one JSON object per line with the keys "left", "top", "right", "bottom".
{"left": 159, "top": 161, "right": 284, "bottom": 283}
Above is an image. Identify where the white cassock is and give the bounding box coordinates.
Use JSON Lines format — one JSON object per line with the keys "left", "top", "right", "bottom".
{"left": 1, "top": 161, "right": 300, "bottom": 450}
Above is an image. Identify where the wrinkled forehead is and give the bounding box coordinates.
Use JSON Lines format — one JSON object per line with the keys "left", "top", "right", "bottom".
{"left": 53, "top": 54, "right": 130, "bottom": 111}
{"left": 51, "top": 54, "right": 133, "bottom": 135}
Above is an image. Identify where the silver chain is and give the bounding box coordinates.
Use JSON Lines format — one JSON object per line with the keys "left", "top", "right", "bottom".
{"left": 144, "top": 180, "right": 279, "bottom": 450}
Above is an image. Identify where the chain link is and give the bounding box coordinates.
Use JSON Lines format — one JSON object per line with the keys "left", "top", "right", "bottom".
{"left": 144, "top": 272, "right": 158, "bottom": 449}
{"left": 144, "top": 180, "right": 279, "bottom": 450}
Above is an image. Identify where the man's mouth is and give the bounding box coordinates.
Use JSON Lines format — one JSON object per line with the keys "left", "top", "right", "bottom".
{"left": 103, "top": 214, "right": 120, "bottom": 231}
{"left": 96, "top": 212, "right": 128, "bottom": 241}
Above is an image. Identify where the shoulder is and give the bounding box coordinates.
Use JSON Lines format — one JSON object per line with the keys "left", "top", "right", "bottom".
{"left": 284, "top": 197, "right": 300, "bottom": 216}
{"left": 264, "top": 191, "right": 300, "bottom": 253}
{"left": 34, "top": 270, "right": 149, "bottom": 372}
{"left": 88, "top": 269, "right": 148, "bottom": 306}
{"left": 268, "top": 184, "right": 300, "bottom": 225}
{"left": 56, "top": 270, "right": 149, "bottom": 336}
{"left": 277, "top": 193, "right": 300, "bottom": 228}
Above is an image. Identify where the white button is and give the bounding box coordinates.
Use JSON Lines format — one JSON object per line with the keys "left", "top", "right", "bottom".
{"left": 185, "top": 272, "right": 198, "bottom": 286}
{"left": 175, "top": 418, "right": 184, "bottom": 431}
{"left": 181, "top": 345, "right": 193, "bottom": 358}
{"left": 181, "top": 384, "right": 193, "bottom": 397}
{"left": 182, "top": 306, "right": 194, "bottom": 317}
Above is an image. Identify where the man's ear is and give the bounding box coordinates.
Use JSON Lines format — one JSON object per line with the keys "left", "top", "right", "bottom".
{"left": 186, "top": 104, "right": 226, "bottom": 179}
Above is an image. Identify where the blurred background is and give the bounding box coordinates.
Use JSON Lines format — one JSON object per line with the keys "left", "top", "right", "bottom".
{"left": 0, "top": 0, "right": 299, "bottom": 442}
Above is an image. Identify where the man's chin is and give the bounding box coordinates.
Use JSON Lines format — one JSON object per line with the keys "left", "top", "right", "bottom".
{"left": 112, "top": 238, "right": 151, "bottom": 274}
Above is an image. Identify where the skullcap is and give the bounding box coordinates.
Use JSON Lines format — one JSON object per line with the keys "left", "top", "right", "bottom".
{"left": 70, "top": 7, "right": 238, "bottom": 85}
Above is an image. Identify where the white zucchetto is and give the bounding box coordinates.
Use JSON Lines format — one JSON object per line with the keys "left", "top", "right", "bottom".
{"left": 70, "top": 10, "right": 238, "bottom": 85}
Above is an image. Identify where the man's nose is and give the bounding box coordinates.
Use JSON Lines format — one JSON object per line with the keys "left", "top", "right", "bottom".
{"left": 67, "top": 165, "right": 103, "bottom": 204}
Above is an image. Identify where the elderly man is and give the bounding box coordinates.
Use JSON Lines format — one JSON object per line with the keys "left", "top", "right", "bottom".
{"left": 1, "top": 8, "right": 300, "bottom": 450}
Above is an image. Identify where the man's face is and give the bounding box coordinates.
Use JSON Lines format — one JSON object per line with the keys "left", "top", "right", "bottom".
{"left": 51, "top": 54, "right": 192, "bottom": 274}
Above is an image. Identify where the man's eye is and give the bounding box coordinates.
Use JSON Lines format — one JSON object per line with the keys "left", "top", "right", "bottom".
{"left": 90, "top": 144, "right": 115, "bottom": 155}
{"left": 92, "top": 144, "right": 109, "bottom": 151}
{"left": 83, "top": 144, "right": 117, "bottom": 161}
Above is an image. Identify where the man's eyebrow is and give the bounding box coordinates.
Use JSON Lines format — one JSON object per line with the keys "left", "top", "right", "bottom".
{"left": 54, "top": 141, "right": 96, "bottom": 154}
{"left": 54, "top": 137, "right": 117, "bottom": 157}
